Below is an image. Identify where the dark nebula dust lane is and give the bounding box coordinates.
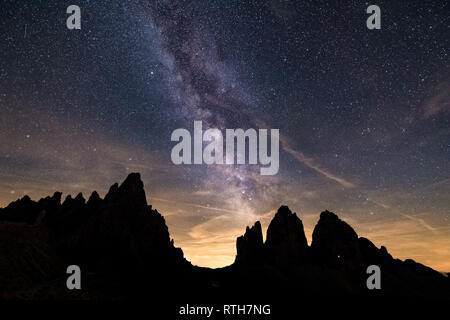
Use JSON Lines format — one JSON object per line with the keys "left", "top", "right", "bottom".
{"left": 0, "top": 0, "right": 449, "bottom": 269}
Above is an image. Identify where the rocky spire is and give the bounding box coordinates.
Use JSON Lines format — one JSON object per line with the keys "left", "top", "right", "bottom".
{"left": 104, "top": 173, "right": 147, "bottom": 207}
{"left": 265, "top": 206, "right": 309, "bottom": 267}
{"left": 311, "top": 210, "right": 362, "bottom": 271}
{"left": 235, "top": 221, "right": 264, "bottom": 265}
{"left": 87, "top": 191, "right": 102, "bottom": 207}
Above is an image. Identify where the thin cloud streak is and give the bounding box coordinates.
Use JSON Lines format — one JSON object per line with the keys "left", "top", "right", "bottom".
{"left": 280, "top": 135, "right": 355, "bottom": 188}
{"left": 401, "top": 214, "right": 438, "bottom": 234}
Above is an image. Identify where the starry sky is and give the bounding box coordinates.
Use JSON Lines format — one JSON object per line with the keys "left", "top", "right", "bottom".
{"left": 1, "top": 0, "right": 449, "bottom": 270}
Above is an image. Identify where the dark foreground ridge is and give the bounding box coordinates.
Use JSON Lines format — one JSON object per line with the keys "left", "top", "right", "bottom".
{"left": 0, "top": 173, "right": 449, "bottom": 300}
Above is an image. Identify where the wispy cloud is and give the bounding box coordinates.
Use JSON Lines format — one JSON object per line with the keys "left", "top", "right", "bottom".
{"left": 401, "top": 214, "right": 438, "bottom": 234}
{"left": 424, "top": 81, "right": 450, "bottom": 118}
{"left": 280, "top": 135, "right": 355, "bottom": 188}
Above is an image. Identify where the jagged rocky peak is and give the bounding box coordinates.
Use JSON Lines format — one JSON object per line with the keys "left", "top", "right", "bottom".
{"left": 48, "top": 191, "right": 62, "bottom": 204}
{"left": 265, "top": 205, "right": 309, "bottom": 266}
{"left": 312, "top": 210, "right": 358, "bottom": 243}
{"left": 245, "top": 221, "right": 263, "bottom": 243}
{"left": 62, "top": 194, "right": 72, "bottom": 205}
{"left": 60, "top": 193, "right": 85, "bottom": 210}
{"left": 120, "top": 172, "right": 144, "bottom": 191}
{"left": 87, "top": 190, "right": 101, "bottom": 205}
{"left": 45, "top": 173, "right": 187, "bottom": 274}
{"left": 104, "top": 173, "right": 147, "bottom": 207}
{"left": 37, "top": 192, "right": 62, "bottom": 212}
{"left": 19, "top": 195, "right": 32, "bottom": 203}
{"left": 104, "top": 183, "right": 119, "bottom": 201}
{"left": 235, "top": 221, "right": 264, "bottom": 265}
{"left": 6, "top": 195, "right": 33, "bottom": 209}
{"left": 266, "top": 206, "right": 308, "bottom": 247}
{"left": 311, "top": 210, "right": 362, "bottom": 270}
{"left": 358, "top": 237, "right": 394, "bottom": 267}
{"left": 75, "top": 192, "right": 85, "bottom": 203}
{"left": 1, "top": 194, "right": 45, "bottom": 224}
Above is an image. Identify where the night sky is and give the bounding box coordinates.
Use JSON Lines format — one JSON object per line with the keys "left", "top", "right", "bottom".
{"left": 1, "top": 0, "right": 449, "bottom": 270}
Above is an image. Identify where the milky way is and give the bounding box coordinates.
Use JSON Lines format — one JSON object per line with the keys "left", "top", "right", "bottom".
{"left": 1, "top": 0, "right": 449, "bottom": 269}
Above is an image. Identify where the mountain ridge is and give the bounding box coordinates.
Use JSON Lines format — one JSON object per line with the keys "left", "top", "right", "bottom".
{"left": 0, "top": 173, "right": 449, "bottom": 300}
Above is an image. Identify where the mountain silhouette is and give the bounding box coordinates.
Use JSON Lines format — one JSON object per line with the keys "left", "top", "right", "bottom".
{"left": 0, "top": 173, "right": 449, "bottom": 301}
